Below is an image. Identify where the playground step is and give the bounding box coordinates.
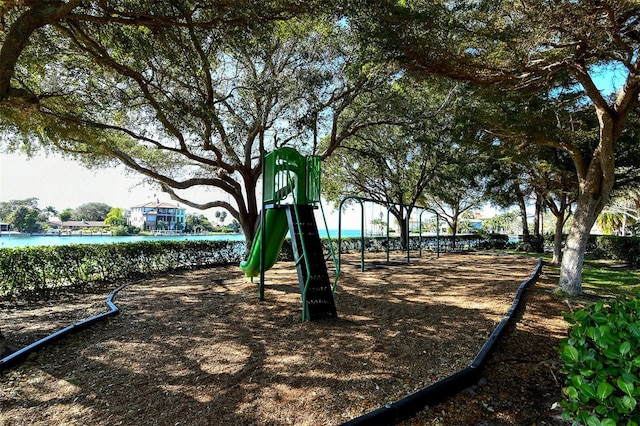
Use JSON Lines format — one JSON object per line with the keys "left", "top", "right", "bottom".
{"left": 285, "top": 204, "right": 337, "bottom": 321}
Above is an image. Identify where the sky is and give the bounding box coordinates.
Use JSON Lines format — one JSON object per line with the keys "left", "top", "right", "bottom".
{"left": 0, "top": 152, "right": 160, "bottom": 212}
{"left": 0, "top": 151, "right": 366, "bottom": 228}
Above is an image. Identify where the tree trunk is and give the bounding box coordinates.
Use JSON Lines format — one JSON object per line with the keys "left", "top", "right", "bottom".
{"left": 558, "top": 192, "right": 602, "bottom": 295}
{"left": 517, "top": 190, "right": 530, "bottom": 242}
{"left": 397, "top": 216, "right": 408, "bottom": 250}
{"left": 450, "top": 217, "right": 458, "bottom": 250}
{"left": 241, "top": 213, "right": 258, "bottom": 250}
{"left": 558, "top": 108, "right": 616, "bottom": 295}
{"left": 533, "top": 195, "right": 542, "bottom": 238}
{"left": 552, "top": 211, "right": 564, "bottom": 265}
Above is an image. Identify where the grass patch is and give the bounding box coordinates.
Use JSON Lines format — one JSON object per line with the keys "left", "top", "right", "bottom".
{"left": 495, "top": 250, "right": 640, "bottom": 298}
{"left": 581, "top": 258, "right": 640, "bottom": 297}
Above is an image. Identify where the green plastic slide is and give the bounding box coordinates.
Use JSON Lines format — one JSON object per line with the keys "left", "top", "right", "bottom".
{"left": 240, "top": 209, "right": 290, "bottom": 278}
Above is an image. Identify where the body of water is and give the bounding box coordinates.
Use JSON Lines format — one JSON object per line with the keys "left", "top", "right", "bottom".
{"left": 0, "top": 229, "right": 365, "bottom": 248}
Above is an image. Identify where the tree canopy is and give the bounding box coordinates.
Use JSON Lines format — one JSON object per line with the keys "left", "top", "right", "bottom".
{"left": 349, "top": 1, "right": 640, "bottom": 295}
{"left": 0, "top": 3, "right": 393, "bottom": 244}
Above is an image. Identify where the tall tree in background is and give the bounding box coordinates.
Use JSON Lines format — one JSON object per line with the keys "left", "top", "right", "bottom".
{"left": 104, "top": 207, "right": 126, "bottom": 226}
{"left": 476, "top": 90, "right": 585, "bottom": 260}
{"left": 484, "top": 150, "right": 534, "bottom": 244}
{"left": 352, "top": 1, "right": 640, "bottom": 295}
{"left": 323, "top": 77, "right": 464, "bottom": 246}
{"left": 323, "top": 123, "right": 435, "bottom": 246}
{"left": 531, "top": 151, "right": 577, "bottom": 264}
{"left": 71, "top": 202, "right": 111, "bottom": 221}
{"left": 0, "top": 198, "right": 48, "bottom": 233}
{"left": 420, "top": 142, "right": 488, "bottom": 249}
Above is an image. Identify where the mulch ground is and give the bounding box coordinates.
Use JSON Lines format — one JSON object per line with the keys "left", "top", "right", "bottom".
{"left": 0, "top": 253, "right": 569, "bottom": 425}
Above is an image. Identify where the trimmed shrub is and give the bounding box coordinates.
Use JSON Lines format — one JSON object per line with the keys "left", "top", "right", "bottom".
{"left": 0, "top": 240, "right": 246, "bottom": 299}
{"left": 588, "top": 236, "right": 640, "bottom": 267}
{"left": 478, "top": 233, "right": 510, "bottom": 250}
{"left": 560, "top": 298, "right": 640, "bottom": 425}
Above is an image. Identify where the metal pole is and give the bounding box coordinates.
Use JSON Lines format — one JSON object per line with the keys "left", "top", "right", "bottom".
{"left": 436, "top": 214, "right": 440, "bottom": 258}
{"left": 360, "top": 200, "right": 364, "bottom": 272}
{"left": 386, "top": 205, "right": 392, "bottom": 264}
{"left": 338, "top": 200, "right": 343, "bottom": 274}
{"left": 418, "top": 209, "right": 426, "bottom": 257}
{"left": 259, "top": 150, "right": 266, "bottom": 301}
{"left": 405, "top": 204, "right": 410, "bottom": 263}
{"left": 338, "top": 196, "right": 365, "bottom": 272}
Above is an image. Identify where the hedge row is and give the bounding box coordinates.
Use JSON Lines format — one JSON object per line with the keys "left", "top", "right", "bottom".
{"left": 587, "top": 236, "right": 640, "bottom": 268}
{"left": 336, "top": 234, "right": 510, "bottom": 253}
{"left": 0, "top": 240, "right": 247, "bottom": 298}
{"left": 0, "top": 234, "right": 510, "bottom": 300}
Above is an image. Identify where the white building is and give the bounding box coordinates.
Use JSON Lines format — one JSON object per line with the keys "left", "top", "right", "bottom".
{"left": 128, "top": 202, "right": 186, "bottom": 231}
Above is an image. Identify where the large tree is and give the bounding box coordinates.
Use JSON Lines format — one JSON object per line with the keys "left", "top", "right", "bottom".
{"left": 71, "top": 202, "right": 111, "bottom": 221}
{"left": 0, "top": 2, "right": 390, "bottom": 246}
{"left": 351, "top": 1, "right": 640, "bottom": 295}
{"left": 323, "top": 123, "right": 435, "bottom": 246}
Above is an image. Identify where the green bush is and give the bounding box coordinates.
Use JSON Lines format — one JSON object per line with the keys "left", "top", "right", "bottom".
{"left": 478, "top": 233, "right": 510, "bottom": 250}
{"left": 110, "top": 225, "right": 129, "bottom": 236}
{"left": 560, "top": 298, "right": 640, "bottom": 426}
{"left": 588, "top": 236, "right": 640, "bottom": 267}
{"left": 0, "top": 240, "right": 246, "bottom": 299}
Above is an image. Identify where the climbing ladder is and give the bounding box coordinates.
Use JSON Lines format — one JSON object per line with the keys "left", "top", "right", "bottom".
{"left": 284, "top": 204, "right": 337, "bottom": 321}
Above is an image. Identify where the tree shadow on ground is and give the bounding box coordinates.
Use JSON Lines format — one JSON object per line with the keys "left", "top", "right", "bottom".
{"left": 0, "top": 253, "right": 544, "bottom": 425}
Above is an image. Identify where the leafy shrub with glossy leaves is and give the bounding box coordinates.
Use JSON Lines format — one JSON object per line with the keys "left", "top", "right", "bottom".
{"left": 560, "top": 298, "right": 640, "bottom": 425}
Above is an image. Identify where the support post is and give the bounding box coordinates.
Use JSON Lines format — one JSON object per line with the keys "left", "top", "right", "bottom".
{"left": 259, "top": 150, "right": 266, "bottom": 301}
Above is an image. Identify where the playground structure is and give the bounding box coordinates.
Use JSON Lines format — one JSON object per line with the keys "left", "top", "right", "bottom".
{"left": 240, "top": 147, "right": 338, "bottom": 321}
{"left": 337, "top": 196, "right": 442, "bottom": 273}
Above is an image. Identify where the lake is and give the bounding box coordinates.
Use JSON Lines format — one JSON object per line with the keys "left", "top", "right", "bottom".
{"left": 0, "top": 229, "right": 365, "bottom": 248}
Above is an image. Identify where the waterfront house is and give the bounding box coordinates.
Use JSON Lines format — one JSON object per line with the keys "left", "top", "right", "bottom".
{"left": 128, "top": 201, "right": 186, "bottom": 231}
{"left": 47, "top": 220, "right": 109, "bottom": 233}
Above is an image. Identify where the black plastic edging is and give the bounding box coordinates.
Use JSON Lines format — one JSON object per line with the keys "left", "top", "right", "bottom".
{"left": 342, "top": 257, "right": 543, "bottom": 426}
{"left": 0, "top": 282, "right": 133, "bottom": 373}
{"left": 471, "top": 258, "right": 542, "bottom": 369}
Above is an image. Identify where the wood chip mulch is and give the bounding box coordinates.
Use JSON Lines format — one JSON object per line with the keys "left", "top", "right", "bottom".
{"left": 0, "top": 253, "right": 568, "bottom": 425}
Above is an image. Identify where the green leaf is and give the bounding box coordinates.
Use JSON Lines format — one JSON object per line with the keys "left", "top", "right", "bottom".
{"left": 601, "top": 419, "right": 617, "bottom": 426}
{"left": 592, "top": 313, "right": 608, "bottom": 324}
{"left": 565, "top": 386, "right": 579, "bottom": 400}
{"left": 597, "top": 381, "right": 615, "bottom": 401}
{"left": 579, "top": 368, "right": 596, "bottom": 378}
{"left": 574, "top": 310, "right": 590, "bottom": 322}
{"left": 618, "top": 377, "right": 635, "bottom": 396}
{"left": 588, "top": 326, "right": 603, "bottom": 341}
{"left": 586, "top": 415, "right": 602, "bottom": 426}
{"left": 622, "top": 395, "right": 637, "bottom": 412}
{"left": 604, "top": 347, "right": 621, "bottom": 360}
{"left": 578, "top": 382, "right": 598, "bottom": 401}
{"left": 621, "top": 372, "right": 638, "bottom": 384}
{"left": 620, "top": 341, "right": 632, "bottom": 355}
{"left": 564, "top": 345, "right": 580, "bottom": 362}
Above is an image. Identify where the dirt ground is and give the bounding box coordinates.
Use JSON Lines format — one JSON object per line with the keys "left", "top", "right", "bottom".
{"left": 0, "top": 253, "right": 568, "bottom": 425}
